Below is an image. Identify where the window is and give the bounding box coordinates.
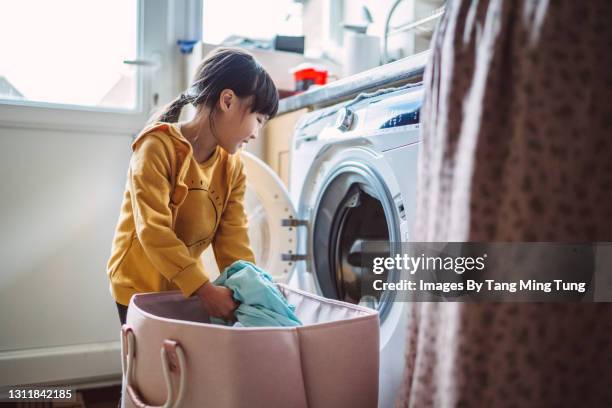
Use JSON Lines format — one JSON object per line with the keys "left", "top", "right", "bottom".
{"left": 0, "top": 0, "right": 138, "bottom": 110}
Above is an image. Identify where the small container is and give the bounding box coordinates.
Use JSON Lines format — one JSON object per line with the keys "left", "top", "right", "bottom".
{"left": 290, "top": 63, "right": 328, "bottom": 92}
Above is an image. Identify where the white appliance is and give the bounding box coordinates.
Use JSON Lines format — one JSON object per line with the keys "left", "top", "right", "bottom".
{"left": 204, "top": 84, "right": 423, "bottom": 407}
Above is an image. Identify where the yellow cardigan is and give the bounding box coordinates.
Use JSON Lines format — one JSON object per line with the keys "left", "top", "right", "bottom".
{"left": 107, "top": 122, "right": 255, "bottom": 306}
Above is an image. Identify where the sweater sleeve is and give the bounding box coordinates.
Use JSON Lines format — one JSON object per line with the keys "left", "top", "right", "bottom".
{"left": 212, "top": 156, "right": 256, "bottom": 272}
{"left": 129, "top": 135, "right": 209, "bottom": 297}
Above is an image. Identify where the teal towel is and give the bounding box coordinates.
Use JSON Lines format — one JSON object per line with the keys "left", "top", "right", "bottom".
{"left": 210, "top": 260, "right": 302, "bottom": 327}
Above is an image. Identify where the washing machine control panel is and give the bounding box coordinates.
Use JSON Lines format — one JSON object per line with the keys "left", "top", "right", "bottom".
{"left": 378, "top": 104, "right": 420, "bottom": 129}
{"left": 295, "top": 84, "right": 423, "bottom": 147}
{"left": 364, "top": 96, "right": 422, "bottom": 131}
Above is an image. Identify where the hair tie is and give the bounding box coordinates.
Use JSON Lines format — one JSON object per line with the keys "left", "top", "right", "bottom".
{"left": 179, "top": 92, "right": 198, "bottom": 107}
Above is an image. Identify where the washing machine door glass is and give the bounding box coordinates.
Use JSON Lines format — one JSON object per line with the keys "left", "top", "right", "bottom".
{"left": 201, "top": 152, "right": 298, "bottom": 282}
{"left": 311, "top": 164, "right": 400, "bottom": 319}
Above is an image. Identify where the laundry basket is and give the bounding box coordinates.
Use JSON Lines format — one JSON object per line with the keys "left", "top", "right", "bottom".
{"left": 120, "top": 283, "right": 379, "bottom": 408}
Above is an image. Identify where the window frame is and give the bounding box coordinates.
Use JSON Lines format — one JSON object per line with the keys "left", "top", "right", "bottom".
{"left": 0, "top": 0, "right": 171, "bottom": 134}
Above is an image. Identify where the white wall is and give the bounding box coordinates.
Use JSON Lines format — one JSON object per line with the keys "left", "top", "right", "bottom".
{"left": 0, "top": 116, "right": 136, "bottom": 386}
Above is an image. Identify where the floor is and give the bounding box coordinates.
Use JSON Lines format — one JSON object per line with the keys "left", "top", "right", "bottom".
{"left": 79, "top": 386, "right": 121, "bottom": 408}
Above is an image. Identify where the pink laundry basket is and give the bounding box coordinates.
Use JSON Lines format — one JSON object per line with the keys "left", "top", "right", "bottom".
{"left": 120, "top": 283, "right": 379, "bottom": 408}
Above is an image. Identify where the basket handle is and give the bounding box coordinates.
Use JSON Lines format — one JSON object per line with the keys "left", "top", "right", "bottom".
{"left": 121, "top": 325, "right": 187, "bottom": 408}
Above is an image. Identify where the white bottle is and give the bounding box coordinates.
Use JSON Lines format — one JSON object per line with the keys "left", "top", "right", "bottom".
{"left": 341, "top": 6, "right": 381, "bottom": 77}
{"left": 343, "top": 30, "right": 381, "bottom": 77}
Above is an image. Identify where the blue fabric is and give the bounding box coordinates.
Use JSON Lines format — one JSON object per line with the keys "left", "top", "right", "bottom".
{"left": 210, "top": 260, "right": 302, "bottom": 327}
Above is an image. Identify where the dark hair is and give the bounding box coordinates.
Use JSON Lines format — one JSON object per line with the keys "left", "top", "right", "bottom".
{"left": 150, "top": 47, "right": 279, "bottom": 127}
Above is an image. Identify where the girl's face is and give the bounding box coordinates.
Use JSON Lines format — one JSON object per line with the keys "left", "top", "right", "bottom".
{"left": 213, "top": 90, "right": 267, "bottom": 154}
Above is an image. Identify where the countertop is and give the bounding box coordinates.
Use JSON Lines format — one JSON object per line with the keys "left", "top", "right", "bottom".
{"left": 277, "top": 51, "right": 430, "bottom": 115}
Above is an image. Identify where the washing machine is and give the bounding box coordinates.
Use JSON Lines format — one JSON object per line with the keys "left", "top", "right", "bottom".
{"left": 203, "top": 83, "right": 422, "bottom": 407}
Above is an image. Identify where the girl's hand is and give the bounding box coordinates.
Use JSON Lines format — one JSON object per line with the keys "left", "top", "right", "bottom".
{"left": 196, "top": 281, "right": 239, "bottom": 322}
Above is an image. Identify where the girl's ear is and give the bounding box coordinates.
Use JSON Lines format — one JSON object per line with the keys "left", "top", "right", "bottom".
{"left": 219, "top": 89, "right": 235, "bottom": 112}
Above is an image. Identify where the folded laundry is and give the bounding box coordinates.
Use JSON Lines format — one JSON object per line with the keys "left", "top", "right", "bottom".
{"left": 211, "top": 260, "right": 302, "bottom": 327}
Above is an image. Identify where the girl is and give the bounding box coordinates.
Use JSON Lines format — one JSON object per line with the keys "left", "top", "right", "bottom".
{"left": 107, "top": 47, "right": 278, "bottom": 326}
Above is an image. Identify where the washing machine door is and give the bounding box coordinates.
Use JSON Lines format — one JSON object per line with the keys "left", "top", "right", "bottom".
{"left": 201, "top": 152, "right": 298, "bottom": 282}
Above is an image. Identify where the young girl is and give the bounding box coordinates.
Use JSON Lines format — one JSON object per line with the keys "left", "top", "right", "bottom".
{"left": 107, "top": 47, "right": 278, "bottom": 326}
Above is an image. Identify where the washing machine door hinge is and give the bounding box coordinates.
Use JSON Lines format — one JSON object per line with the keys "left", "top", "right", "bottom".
{"left": 281, "top": 254, "right": 308, "bottom": 261}
{"left": 281, "top": 218, "right": 307, "bottom": 261}
{"left": 281, "top": 218, "right": 308, "bottom": 227}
